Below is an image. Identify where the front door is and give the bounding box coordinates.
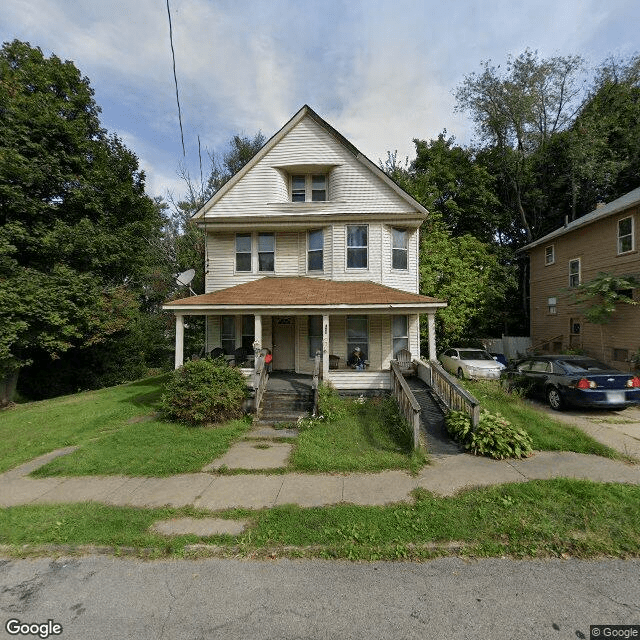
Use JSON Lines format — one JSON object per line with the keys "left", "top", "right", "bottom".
{"left": 273, "top": 317, "right": 295, "bottom": 371}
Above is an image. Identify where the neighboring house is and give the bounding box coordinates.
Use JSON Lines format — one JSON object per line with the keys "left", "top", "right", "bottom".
{"left": 521, "top": 186, "right": 640, "bottom": 370}
{"left": 163, "top": 105, "right": 446, "bottom": 390}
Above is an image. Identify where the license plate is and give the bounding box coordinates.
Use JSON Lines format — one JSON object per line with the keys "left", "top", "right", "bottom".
{"left": 606, "top": 391, "right": 625, "bottom": 403}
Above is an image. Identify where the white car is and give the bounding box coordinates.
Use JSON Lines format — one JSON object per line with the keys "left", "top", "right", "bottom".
{"left": 439, "top": 348, "right": 505, "bottom": 380}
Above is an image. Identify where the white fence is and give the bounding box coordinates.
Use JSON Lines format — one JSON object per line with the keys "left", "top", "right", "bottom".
{"left": 482, "top": 336, "right": 531, "bottom": 362}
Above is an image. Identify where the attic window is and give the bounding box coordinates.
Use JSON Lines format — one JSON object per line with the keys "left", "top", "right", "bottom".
{"left": 290, "top": 174, "right": 327, "bottom": 202}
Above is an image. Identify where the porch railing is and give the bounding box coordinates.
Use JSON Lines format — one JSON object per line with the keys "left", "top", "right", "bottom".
{"left": 253, "top": 353, "right": 269, "bottom": 415}
{"left": 417, "top": 359, "right": 480, "bottom": 428}
{"left": 312, "top": 351, "right": 321, "bottom": 416}
{"left": 390, "top": 360, "right": 422, "bottom": 450}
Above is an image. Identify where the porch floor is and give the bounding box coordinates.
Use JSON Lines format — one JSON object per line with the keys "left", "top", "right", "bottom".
{"left": 266, "top": 371, "right": 313, "bottom": 393}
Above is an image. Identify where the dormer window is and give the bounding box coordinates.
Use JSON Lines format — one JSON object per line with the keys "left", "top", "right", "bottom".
{"left": 290, "top": 174, "right": 327, "bottom": 202}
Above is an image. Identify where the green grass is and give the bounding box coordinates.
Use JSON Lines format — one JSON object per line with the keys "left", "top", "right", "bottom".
{"left": 290, "top": 395, "right": 426, "bottom": 473}
{"left": 1, "top": 479, "right": 638, "bottom": 560}
{"left": 460, "top": 380, "right": 622, "bottom": 459}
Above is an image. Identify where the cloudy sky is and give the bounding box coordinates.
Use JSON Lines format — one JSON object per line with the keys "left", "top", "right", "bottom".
{"left": 2, "top": 0, "right": 639, "bottom": 200}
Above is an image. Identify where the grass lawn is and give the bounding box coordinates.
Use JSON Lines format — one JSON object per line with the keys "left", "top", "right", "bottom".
{"left": 1, "top": 479, "right": 638, "bottom": 560}
{"left": 459, "top": 379, "right": 622, "bottom": 459}
{"left": 290, "top": 394, "right": 425, "bottom": 473}
{"left": 0, "top": 375, "right": 249, "bottom": 477}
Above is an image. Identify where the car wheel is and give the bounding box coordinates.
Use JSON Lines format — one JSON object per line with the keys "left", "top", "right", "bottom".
{"left": 457, "top": 367, "right": 465, "bottom": 380}
{"left": 547, "top": 387, "right": 563, "bottom": 411}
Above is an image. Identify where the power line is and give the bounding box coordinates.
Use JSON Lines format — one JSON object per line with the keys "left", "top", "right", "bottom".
{"left": 166, "top": 0, "right": 185, "bottom": 156}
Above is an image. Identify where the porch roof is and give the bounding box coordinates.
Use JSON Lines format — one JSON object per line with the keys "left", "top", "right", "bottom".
{"left": 163, "top": 277, "right": 446, "bottom": 314}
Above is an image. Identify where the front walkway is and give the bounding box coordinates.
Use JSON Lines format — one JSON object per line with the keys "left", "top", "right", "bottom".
{"left": 1, "top": 447, "right": 639, "bottom": 511}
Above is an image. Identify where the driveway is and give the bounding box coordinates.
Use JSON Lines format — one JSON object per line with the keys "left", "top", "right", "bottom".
{"left": 527, "top": 400, "right": 640, "bottom": 459}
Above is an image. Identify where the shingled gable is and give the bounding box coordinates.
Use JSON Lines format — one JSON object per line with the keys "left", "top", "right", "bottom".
{"left": 165, "top": 277, "right": 446, "bottom": 311}
{"left": 191, "top": 104, "right": 429, "bottom": 222}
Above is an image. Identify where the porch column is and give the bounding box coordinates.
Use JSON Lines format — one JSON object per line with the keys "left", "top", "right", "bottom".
{"left": 427, "top": 312, "right": 436, "bottom": 362}
{"left": 174, "top": 314, "right": 185, "bottom": 369}
{"left": 254, "top": 314, "right": 262, "bottom": 349}
{"left": 322, "top": 314, "right": 329, "bottom": 378}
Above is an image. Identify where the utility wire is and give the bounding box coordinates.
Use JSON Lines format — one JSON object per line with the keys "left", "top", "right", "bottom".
{"left": 166, "top": 0, "right": 185, "bottom": 156}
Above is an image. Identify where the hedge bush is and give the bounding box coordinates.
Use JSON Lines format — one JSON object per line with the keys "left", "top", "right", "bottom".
{"left": 161, "top": 358, "right": 248, "bottom": 426}
{"left": 445, "top": 409, "right": 533, "bottom": 460}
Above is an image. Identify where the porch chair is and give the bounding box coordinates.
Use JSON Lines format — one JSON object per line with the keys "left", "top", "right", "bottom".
{"left": 396, "top": 348, "right": 416, "bottom": 376}
{"left": 329, "top": 354, "right": 340, "bottom": 370}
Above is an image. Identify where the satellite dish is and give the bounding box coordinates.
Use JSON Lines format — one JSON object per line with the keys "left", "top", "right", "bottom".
{"left": 175, "top": 269, "right": 196, "bottom": 296}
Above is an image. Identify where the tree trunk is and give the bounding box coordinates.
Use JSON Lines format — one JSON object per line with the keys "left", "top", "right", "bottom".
{"left": 0, "top": 371, "right": 19, "bottom": 407}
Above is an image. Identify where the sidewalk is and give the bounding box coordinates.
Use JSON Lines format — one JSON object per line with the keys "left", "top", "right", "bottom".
{"left": 1, "top": 446, "right": 639, "bottom": 511}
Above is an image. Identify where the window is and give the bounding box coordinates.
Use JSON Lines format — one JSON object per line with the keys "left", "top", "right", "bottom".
{"left": 545, "top": 245, "right": 555, "bottom": 265}
{"left": 347, "top": 225, "right": 368, "bottom": 269}
{"left": 569, "top": 259, "right": 580, "bottom": 287}
{"left": 242, "top": 315, "right": 255, "bottom": 351}
{"left": 258, "top": 233, "right": 275, "bottom": 272}
{"left": 548, "top": 297, "right": 557, "bottom": 315}
{"left": 392, "top": 228, "right": 408, "bottom": 270}
{"left": 307, "top": 229, "right": 323, "bottom": 271}
{"left": 392, "top": 316, "right": 409, "bottom": 358}
{"left": 235, "top": 234, "right": 251, "bottom": 272}
{"left": 290, "top": 174, "right": 327, "bottom": 202}
{"left": 618, "top": 216, "right": 634, "bottom": 254}
{"left": 347, "top": 316, "right": 368, "bottom": 358}
{"left": 221, "top": 316, "right": 235, "bottom": 355}
{"left": 613, "top": 348, "right": 629, "bottom": 362}
{"left": 308, "top": 316, "right": 322, "bottom": 358}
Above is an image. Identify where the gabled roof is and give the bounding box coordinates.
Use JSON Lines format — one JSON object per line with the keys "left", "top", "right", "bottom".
{"left": 163, "top": 277, "right": 445, "bottom": 312}
{"left": 192, "top": 105, "right": 429, "bottom": 220}
{"left": 521, "top": 186, "right": 640, "bottom": 252}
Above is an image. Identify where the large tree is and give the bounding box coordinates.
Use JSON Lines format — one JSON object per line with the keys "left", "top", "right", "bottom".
{"left": 0, "top": 40, "right": 165, "bottom": 402}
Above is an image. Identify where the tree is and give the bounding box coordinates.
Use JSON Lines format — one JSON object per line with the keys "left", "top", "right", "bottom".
{"left": 0, "top": 40, "right": 165, "bottom": 402}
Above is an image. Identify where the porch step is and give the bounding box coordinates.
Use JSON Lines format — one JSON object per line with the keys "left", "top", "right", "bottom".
{"left": 256, "top": 389, "right": 314, "bottom": 427}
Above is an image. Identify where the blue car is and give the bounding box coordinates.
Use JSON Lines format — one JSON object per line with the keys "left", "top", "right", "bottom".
{"left": 501, "top": 355, "right": 640, "bottom": 410}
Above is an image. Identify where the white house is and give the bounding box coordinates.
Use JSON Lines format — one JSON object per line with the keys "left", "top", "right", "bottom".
{"left": 163, "top": 105, "right": 446, "bottom": 390}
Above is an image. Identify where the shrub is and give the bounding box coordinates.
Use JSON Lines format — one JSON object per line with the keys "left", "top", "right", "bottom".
{"left": 161, "top": 358, "right": 248, "bottom": 426}
{"left": 445, "top": 409, "right": 533, "bottom": 460}
{"left": 317, "top": 382, "right": 347, "bottom": 421}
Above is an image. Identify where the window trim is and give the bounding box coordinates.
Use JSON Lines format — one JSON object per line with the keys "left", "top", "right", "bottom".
{"left": 235, "top": 233, "right": 252, "bottom": 273}
{"left": 346, "top": 315, "right": 369, "bottom": 360}
{"left": 346, "top": 224, "right": 369, "bottom": 270}
{"left": 241, "top": 315, "right": 255, "bottom": 351}
{"left": 392, "top": 315, "right": 409, "bottom": 358}
{"left": 545, "top": 244, "right": 555, "bottom": 266}
{"left": 617, "top": 215, "right": 634, "bottom": 254}
{"left": 290, "top": 174, "right": 328, "bottom": 202}
{"left": 221, "top": 315, "right": 236, "bottom": 355}
{"left": 547, "top": 296, "right": 557, "bottom": 315}
{"left": 307, "top": 229, "right": 324, "bottom": 273}
{"left": 257, "top": 232, "right": 275, "bottom": 273}
{"left": 391, "top": 228, "right": 408, "bottom": 271}
{"left": 568, "top": 258, "right": 581, "bottom": 288}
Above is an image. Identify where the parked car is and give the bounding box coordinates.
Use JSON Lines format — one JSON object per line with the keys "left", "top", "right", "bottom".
{"left": 439, "top": 348, "right": 506, "bottom": 380}
{"left": 501, "top": 355, "right": 640, "bottom": 410}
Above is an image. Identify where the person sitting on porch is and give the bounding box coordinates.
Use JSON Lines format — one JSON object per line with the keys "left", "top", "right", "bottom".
{"left": 347, "top": 346, "right": 367, "bottom": 370}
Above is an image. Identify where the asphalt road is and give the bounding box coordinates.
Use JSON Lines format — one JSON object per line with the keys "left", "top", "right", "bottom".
{"left": 1, "top": 556, "right": 639, "bottom": 639}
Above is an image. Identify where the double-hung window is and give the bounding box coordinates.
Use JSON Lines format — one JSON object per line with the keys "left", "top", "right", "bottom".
{"left": 235, "top": 234, "right": 251, "bottom": 272}
{"left": 569, "top": 259, "right": 580, "bottom": 288}
{"left": 392, "top": 228, "right": 408, "bottom": 270}
{"left": 392, "top": 316, "right": 409, "bottom": 358}
{"left": 291, "top": 175, "right": 327, "bottom": 202}
{"left": 347, "top": 225, "right": 368, "bottom": 269}
{"left": 221, "top": 316, "right": 235, "bottom": 355}
{"left": 241, "top": 315, "right": 255, "bottom": 351}
{"left": 258, "top": 233, "right": 275, "bottom": 272}
{"left": 545, "top": 245, "right": 555, "bottom": 265}
{"left": 308, "top": 229, "right": 323, "bottom": 271}
{"left": 618, "top": 216, "right": 634, "bottom": 254}
{"left": 347, "top": 316, "right": 368, "bottom": 358}
{"left": 308, "top": 316, "right": 322, "bottom": 358}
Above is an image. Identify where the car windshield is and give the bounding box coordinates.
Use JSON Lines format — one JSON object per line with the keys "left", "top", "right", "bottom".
{"left": 557, "top": 358, "right": 611, "bottom": 373}
{"left": 458, "top": 350, "right": 493, "bottom": 361}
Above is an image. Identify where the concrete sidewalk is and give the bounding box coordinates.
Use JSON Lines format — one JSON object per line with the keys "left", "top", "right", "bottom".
{"left": 1, "top": 447, "right": 639, "bottom": 511}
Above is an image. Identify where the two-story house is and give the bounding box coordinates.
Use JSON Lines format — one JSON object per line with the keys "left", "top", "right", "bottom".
{"left": 521, "top": 186, "right": 640, "bottom": 369}
{"left": 164, "top": 105, "right": 446, "bottom": 390}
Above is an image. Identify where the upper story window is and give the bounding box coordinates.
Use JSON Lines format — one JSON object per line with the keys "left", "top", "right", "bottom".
{"left": 569, "top": 258, "right": 581, "bottom": 287}
{"left": 258, "top": 233, "right": 275, "bottom": 272}
{"left": 545, "top": 244, "right": 555, "bottom": 265}
{"left": 308, "top": 229, "right": 323, "bottom": 271}
{"left": 291, "top": 174, "right": 327, "bottom": 202}
{"left": 618, "top": 216, "right": 634, "bottom": 254}
{"left": 235, "top": 234, "right": 252, "bottom": 272}
{"left": 392, "top": 228, "right": 408, "bottom": 270}
{"left": 347, "top": 225, "right": 368, "bottom": 269}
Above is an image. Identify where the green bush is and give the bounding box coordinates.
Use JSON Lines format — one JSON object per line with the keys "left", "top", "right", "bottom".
{"left": 445, "top": 409, "right": 533, "bottom": 460}
{"left": 161, "top": 358, "right": 248, "bottom": 426}
{"left": 317, "top": 382, "right": 348, "bottom": 421}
